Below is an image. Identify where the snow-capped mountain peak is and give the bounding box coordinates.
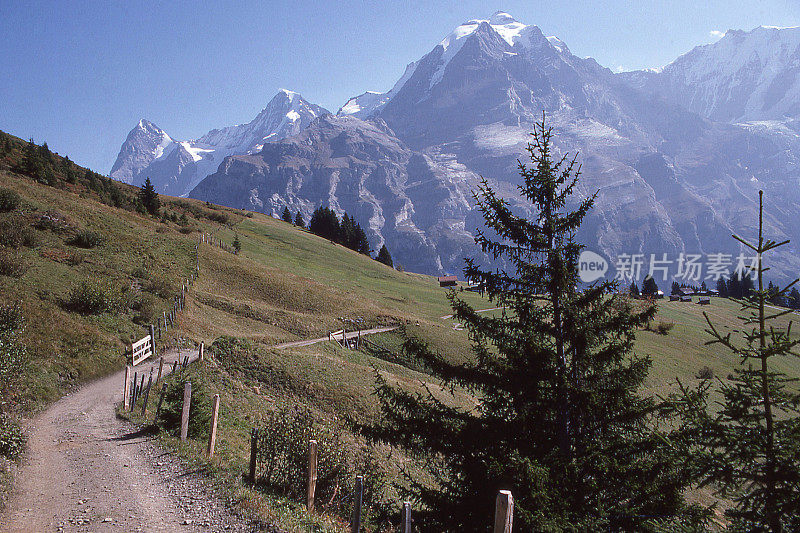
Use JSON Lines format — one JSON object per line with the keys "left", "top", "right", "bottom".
{"left": 110, "top": 91, "right": 329, "bottom": 196}
{"left": 620, "top": 25, "right": 800, "bottom": 123}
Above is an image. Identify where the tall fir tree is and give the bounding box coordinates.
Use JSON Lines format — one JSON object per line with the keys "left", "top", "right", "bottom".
{"left": 672, "top": 191, "right": 800, "bottom": 531}
{"left": 672, "top": 281, "right": 681, "bottom": 295}
{"left": 790, "top": 287, "right": 800, "bottom": 310}
{"left": 294, "top": 212, "right": 305, "bottom": 228}
{"left": 138, "top": 178, "right": 160, "bottom": 216}
{"left": 716, "top": 277, "right": 729, "bottom": 298}
{"left": 309, "top": 206, "right": 341, "bottom": 242}
{"left": 630, "top": 280, "right": 640, "bottom": 297}
{"left": 642, "top": 275, "right": 659, "bottom": 296}
{"left": 370, "top": 116, "right": 695, "bottom": 530}
{"left": 281, "top": 206, "right": 292, "bottom": 223}
{"left": 376, "top": 244, "right": 393, "bottom": 268}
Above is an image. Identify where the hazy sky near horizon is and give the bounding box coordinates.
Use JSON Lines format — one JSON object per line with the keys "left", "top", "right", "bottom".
{"left": 2, "top": 0, "right": 800, "bottom": 173}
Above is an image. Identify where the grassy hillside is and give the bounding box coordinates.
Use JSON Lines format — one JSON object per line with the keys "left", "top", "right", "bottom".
{"left": 2, "top": 130, "right": 800, "bottom": 529}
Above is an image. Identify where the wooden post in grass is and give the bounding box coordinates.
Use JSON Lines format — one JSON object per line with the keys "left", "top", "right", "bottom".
{"left": 198, "top": 342, "right": 204, "bottom": 362}
{"left": 148, "top": 324, "right": 156, "bottom": 353}
{"left": 172, "top": 360, "right": 178, "bottom": 374}
{"left": 249, "top": 428, "right": 259, "bottom": 484}
{"left": 207, "top": 394, "right": 220, "bottom": 458}
{"left": 141, "top": 374, "right": 152, "bottom": 416}
{"left": 351, "top": 475, "right": 363, "bottom": 533}
{"left": 123, "top": 366, "right": 131, "bottom": 410}
{"left": 402, "top": 502, "right": 412, "bottom": 533}
{"left": 493, "top": 490, "right": 513, "bottom": 533}
{"left": 180, "top": 381, "right": 191, "bottom": 442}
{"left": 306, "top": 440, "right": 318, "bottom": 512}
{"left": 131, "top": 371, "right": 138, "bottom": 409}
{"left": 156, "top": 357, "right": 164, "bottom": 383}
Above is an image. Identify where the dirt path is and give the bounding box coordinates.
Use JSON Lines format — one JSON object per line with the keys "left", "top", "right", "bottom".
{"left": 1, "top": 349, "right": 262, "bottom": 533}
{"left": 273, "top": 326, "right": 398, "bottom": 350}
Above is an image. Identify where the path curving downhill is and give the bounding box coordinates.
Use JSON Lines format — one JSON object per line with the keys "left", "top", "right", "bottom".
{"left": 1, "top": 348, "right": 262, "bottom": 532}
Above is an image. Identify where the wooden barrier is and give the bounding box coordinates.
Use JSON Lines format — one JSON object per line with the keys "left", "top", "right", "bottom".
{"left": 307, "top": 440, "right": 318, "bottom": 512}
{"left": 199, "top": 342, "right": 204, "bottom": 362}
{"left": 249, "top": 428, "right": 259, "bottom": 483}
{"left": 156, "top": 357, "right": 164, "bottom": 383}
{"left": 351, "top": 475, "right": 363, "bottom": 533}
{"left": 402, "top": 502, "right": 412, "bottom": 533}
{"left": 180, "top": 381, "right": 192, "bottom": 442}
{"left": 123, "top": 366, "right": 131, "bottom": 410}
{"left": 493, "top": 490, "right": 513, "bottom": 533}
{"left": 208, "top": 394, "right": 220, "bottom": 458}
{"left": 131, "top": 334, "right": 154, "bottom": 366}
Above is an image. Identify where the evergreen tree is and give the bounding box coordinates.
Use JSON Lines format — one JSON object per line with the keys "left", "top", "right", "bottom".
{"left": 700, "top": 280, "right": 708, "bottom": 293}
{"left": 39, "top": 142, "right": 53, "bottom": 164}
{"left": 294, "top": 212, "right": 304, "bottom": 228}
{"left": 672, "top": 191, "right": 800, "bottom": 531}
{"left": 716, "top": 277, "right": 729, "bottom": 298}
{"left": 353, "top": 222, "right": 370, "bottom": 255}
{"left": 309, "top": 206, "right": 340, "bottom": 242}
{"left": 138, "top": 178, "right": 160, "bottom": 216}
{"left": 672, "top": 281, "right": 681, "bottom": 295}
{"left": 642, "top": 275, "right": 659, "bottom": 296}
{"left": 232, "top": 234, "right": 241, "bottom": 255}
{"left": 370, "top": 117, "right": 694, "bottom": 530}
{"left": 375, "top": 244, "right": 393, "bottom": 268}
{"left": 630, "top": 280, "right": 640, "bottom": 297}
{"left": 281, "top": 206, "right": 292, "bottom": 223}
{"left": 728, "top": 271, "right": 742, "bottom": 299}
{"left": 741, "top": 273, "right": 756, "bottom": 300}
{"left": 789, "top": 287, "right": 800, "bottom": 310}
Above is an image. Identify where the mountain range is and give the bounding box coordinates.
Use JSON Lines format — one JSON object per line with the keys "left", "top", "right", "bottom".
{"left": 111, "top": 13, "right": 800, "bottom": 279}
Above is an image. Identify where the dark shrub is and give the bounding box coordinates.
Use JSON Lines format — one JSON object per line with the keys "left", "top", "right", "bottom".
{"left": 0, "top": 414, "right": 26, "bottom": 460}
{"left": 256, "top": 406, "right": 388, "bottom": 518}
{"left": 656, "top": 321, "right": 675, "bottom": 335}
{"left": 0, "top": 188, "right": 20, "bottom": 212}
{"left": 696, "top": 366, "right": 714, "bottom": 380}
{"left": 207, "top": 211, "right": 228, "bottom": 224}
{"left": 0, "top": 219, "right": 37, "bottom": 248}
{"left": 145, "top": 277, "right": 174, "bottom": 298}
{"left": 0, "top": 249, "right": 27, "bottom": 277}
{"left": 69, "top": 230, "right": 103, "bottom": 248}
{"left": 65, "top": 279, "right": 116, "bottom": 314}
{"left": 155, "top": 368, "right": 212, "bottom": 439}
{"left": 34, "top": 210, "right": 74, "bottom": 234}
{"left": 131, "top": 293, "right": 158, "bottom": 325}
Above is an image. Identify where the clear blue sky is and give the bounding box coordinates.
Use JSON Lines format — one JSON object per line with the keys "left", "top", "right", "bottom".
{"left": 2, "top": 0, "right": 799, "bottom": 173}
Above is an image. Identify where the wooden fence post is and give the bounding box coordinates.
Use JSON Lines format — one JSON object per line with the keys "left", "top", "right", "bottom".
{"left": 131, "top": 371, "right": 139, "bottom": 409}
{"left": 123, "top": 366, "right": 131, "bottom": 410}
{"left": 180, "top": 381, "right": 192, "bottom": 442}
{"left": 207, "top": 394, "right": 220, "bottom": 458}
{"left": 493, "top": 490, "right": 513, "bottom": 533}
{"left": 148, "top": 324, "right": 156, "bottom": 353}
{"left": 249, "top": 428, "right": 259, "bottom": 483}
{"left": 307, "top": 440, "right": 318, "bottom": 512}
{"left": 141, "top": 375, "right": 152, "bottom": 416}
{"left": 156, "top": 357, "right": 164, "bottom": 383}
{"left": 172, "top": 360, "right": 178, "bottom": 374}
{"left": 199, "top": 342, "right": 204, "bottom": 362}
{"left": 351, "top": 475, "right": 363, "bottom": 533}
{"left": 402, "top": 502, "right": 412, "bottom": 533}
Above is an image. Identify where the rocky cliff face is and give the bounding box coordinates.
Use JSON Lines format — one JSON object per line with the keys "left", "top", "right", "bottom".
{"left": 188, "top": 13, "right": 800, "bottom": 278}
{"left": 110, "top": 90, "right": 328, "bottom": 196}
